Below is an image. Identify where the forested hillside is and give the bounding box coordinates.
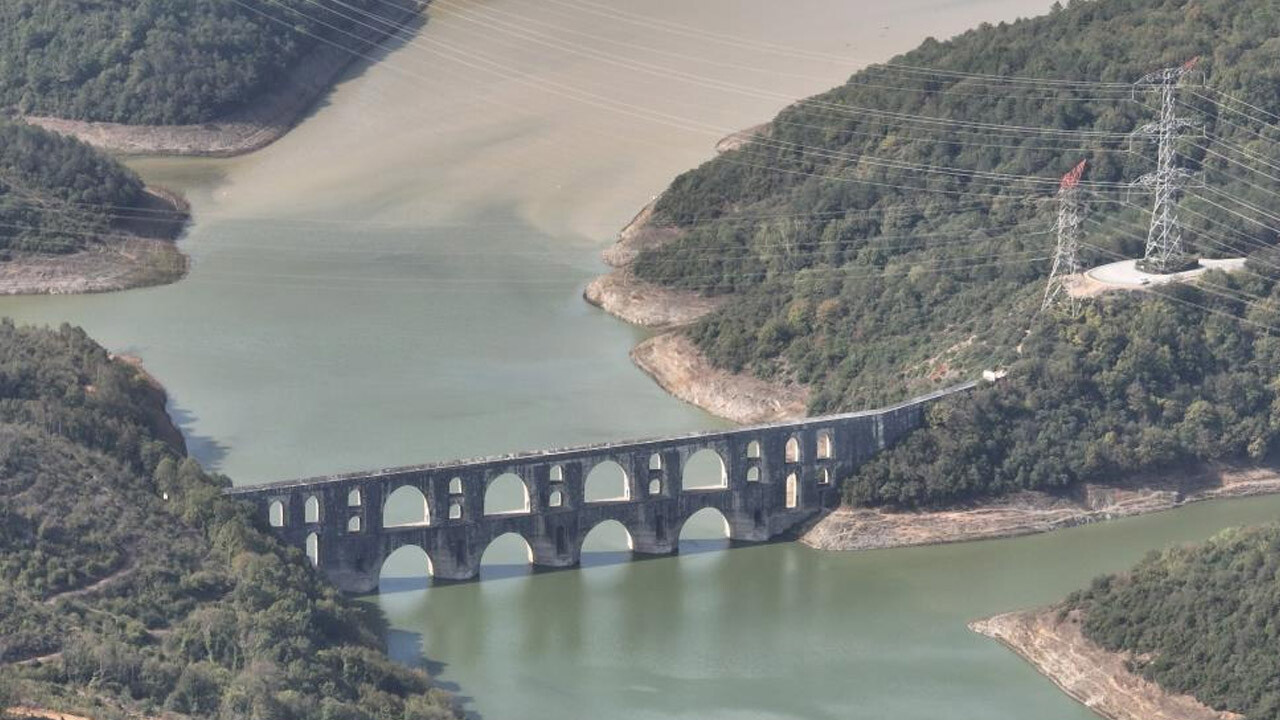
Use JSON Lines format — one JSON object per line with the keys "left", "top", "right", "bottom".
{"left": 632, "top": 0, "right": 1280, "bottom": 412}
{"left": 0, "top": 0, "right": 419, "bottom": 125}
{"left": 0, "top": 322, "right": 457, "bottom": 720}
{"left": 0, "top": 122, "right": 151, "bottom": 255}
{"left": 1066, "top": 523, "right": 1280, "bottom": 719}
{"left": 846, "top": 274, "right": 1280, "bottom": 508}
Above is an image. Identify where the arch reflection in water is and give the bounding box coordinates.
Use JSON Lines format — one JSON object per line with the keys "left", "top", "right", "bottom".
{"left": 580, "top": 519, "right": 634, "bottom": 569}
{"left": 479, "top": 532, "right": 534, "bottom": 581}
{"left": 380, "top": 544, "right": 435, "bottom": 594}
{"left": 678, "top": 507, "right": 731, "bottom": 554}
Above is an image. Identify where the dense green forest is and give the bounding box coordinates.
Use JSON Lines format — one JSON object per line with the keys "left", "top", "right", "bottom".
{"left": 1067, "top": 523, "right": 1280, "bottom": 719}
{"left": 0, "top": 121, "right": 154, "bottom": 255}
{"left": 846, "top": 273, "right": 1280, "bottom": 508}
{"left": 0, "top": 321, "right": 457, "bottom": 720}
{"left": 632, "top": 0, "right": 1280, "bottom": 412}
{"left": 0, "top": 0, "right": 420, "bottom": 125}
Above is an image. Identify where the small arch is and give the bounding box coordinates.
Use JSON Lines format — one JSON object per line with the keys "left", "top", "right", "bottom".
{"left": 449, "top": 500, "right": 464, "bottom": 520}
{"left": 384, "top": 485, "right": 430, "bottom": 528}
{"left": 380, "top": 544, "right": 434, "bottom": 593}
{"left": 785, "top": 437, "right": 801, "bottom": 464}
{"left": 549, "top": 489, "right": 565, "bottom": 508}
{"left": 648, "top": 478, "right": 662, "bottom": 496}
{"left": 683, "top": 448, "right": 728, "bottom": 490}
{"left": 746, "top": 441, "right": 762, "bottom": 459}
{"left": 347, "top": 489, "right": 362, "bottom": 507}
{"left": 305, "top": 533, "right": 319, "bottom": 567}
{"left": 648, "top": 453, "right": 663, "bottom": 471}
{"left": 817, "top": 431, "right": 833, "bottom": 460}
{"left": 581, "top": 519, "right": 635, "bottom": 568}
{"left": 786, "top": 473, "right": 799, "bottom": 508}
{"left": 678, "top": 507, "right": 730, "bottom": 553}
{"left": 485, "top": 473, "right": 530, "bottom": 515}
{"left": 818, "top": 468, "right": 832, "bottom": 485}
{"left": 479, "top": 532, "right": 534, "bottom": 580}
{"left": 448, "top": 477, "right": 463, "bottom": 495}
{"left": 268, "top": 500, "right": 285, "bottom": 528}
{"left": 347, "top": 516, "right": 362, "bottom": 533}
{"left": 304, "top": 496, "right": 321, "bottom": 524}
{"left": 549, "top": 465, "right": 564, "bottom": 482}
{"left": 746, "top": 466, "right": 761, "bottom": 483}
{"left": 585, "top": 460, "right": 630, "bottom": 503}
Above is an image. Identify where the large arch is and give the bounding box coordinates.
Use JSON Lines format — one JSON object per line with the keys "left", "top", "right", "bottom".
{"left": 379, "top": 543, "right": 435, "bottom": 593}
{"left": 677, "top": 507, "right": 731, "bottom": 553}
{"left": 579, "top": 519, "right": 635, "bottom": 570}
{"left": 479, "top": 532, "right": 534, "bottom": 581}
{"left": 485, "top": 473, "right": 530, "bottom": 515}
{"left": 584, "top": 460, "right": 630, "bottom": 503}
{"left": 683, "top": 448, "right": 728, "bottom": 490}
{"left": 383, "top": 485, "right": 430, "bottom": 528}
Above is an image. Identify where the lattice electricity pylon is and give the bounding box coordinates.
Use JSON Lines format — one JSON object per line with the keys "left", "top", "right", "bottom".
{"left": 1042, "top": 159, "right": 1088, "bottom": 316}
{"left": 1131, "top": 58, "right": 1204, "bottom": 273}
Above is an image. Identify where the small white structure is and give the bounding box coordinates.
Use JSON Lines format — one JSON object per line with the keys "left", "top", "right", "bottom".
{"left": 982, "top": 369, "right": 1008, "bottom": 383}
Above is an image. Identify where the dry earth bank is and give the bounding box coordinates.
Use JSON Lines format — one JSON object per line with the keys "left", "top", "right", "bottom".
{"left": 802, "top": 464, "right": 1280, "bottom": 550}
{"left": 24, "top": 3, "right": 426, "bottom": 157}
{"left": 0, "top": 188, "right": 190, "bottom": 295}
{"left": 586, "top": 128, "right": 808, "bottom": 423}
{"left": 970, "top": 608, "right": 1239, "bottom": 720}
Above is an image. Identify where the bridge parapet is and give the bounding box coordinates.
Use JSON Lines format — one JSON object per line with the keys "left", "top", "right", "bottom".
{"left": 225, "top": 383, "right": 973, "bottom": 592}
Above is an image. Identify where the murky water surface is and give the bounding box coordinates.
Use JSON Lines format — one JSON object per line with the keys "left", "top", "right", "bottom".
{"left": 7, "top": 1, "right": 1271, "bottom": 718}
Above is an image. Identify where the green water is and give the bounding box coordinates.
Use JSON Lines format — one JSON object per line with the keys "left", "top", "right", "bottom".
{"left": 3, "top": 0, "right": 1272, "bottom": 717}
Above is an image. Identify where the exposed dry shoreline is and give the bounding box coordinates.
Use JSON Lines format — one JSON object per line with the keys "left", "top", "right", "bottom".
{"left": 632, "top": 333, "right": 809, "bottom": 424}
{"left": 971, "top": 608, "right": 1239, "bottom": 720}
{"left": 586, "top": 128, "right": 809, "bottom": 423}
{"left": 801, "top": 464, "right": 1280, "bottom": 551}
{"left": 24, "top": 3, "right": 425, "bottom": 157}
{"left": 0, "top": 187, "right": 190, "bottom": 296}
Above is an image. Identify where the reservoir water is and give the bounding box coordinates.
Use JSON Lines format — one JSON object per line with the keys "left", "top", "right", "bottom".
{"left": 3, "top": 0, "right": 1276, "bottom": 717}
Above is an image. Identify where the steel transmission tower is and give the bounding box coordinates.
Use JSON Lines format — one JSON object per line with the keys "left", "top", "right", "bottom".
{"left": 1132, "top": 58, "right": 1202, "bottom": 273}
{"left": 1042, "top": 160, "right": 1088, "bottom": 315}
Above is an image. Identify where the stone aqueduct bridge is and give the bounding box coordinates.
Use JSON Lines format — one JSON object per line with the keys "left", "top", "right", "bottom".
{"left": 226, "top": 384, "right": 974, "bottom": 593}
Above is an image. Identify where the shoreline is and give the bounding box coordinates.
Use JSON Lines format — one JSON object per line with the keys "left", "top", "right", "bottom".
{"left": 631, "top": 333, "right": 809, "bottom": 424}
{"left": 23, "top": 3, "right": 426, "bottom": 158}
{"left": 586, "top": 127, "right": 811, "bottom": 423}
{"left": 801, "top": 463, "right": 1280, "bottom": 551}
{"left": 0, "top": 186, "right": 190, "bottom": 296}
{"left": 110, "top": 354, "right": 188, "bottom": 456}
{"left": 970, "top": 608, "right": 1239, "bottom": 720}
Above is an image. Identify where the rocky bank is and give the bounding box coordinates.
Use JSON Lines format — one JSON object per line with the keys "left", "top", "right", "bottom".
{"left": 0, "top": 188, "right": 190, "bottom": 296}
{"left": 971, "top": 608, "right": 1239, "bottom": 720}
{"left": 586, "top": 129, "right": 810, "bottom": 423}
